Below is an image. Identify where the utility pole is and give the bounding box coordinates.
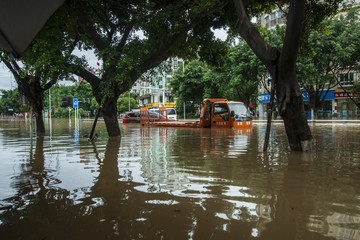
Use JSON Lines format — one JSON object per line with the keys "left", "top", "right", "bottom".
{"left": 49, "top": 88, "right": 51, "bottom": 118}
{"left": 128, "top": 91, "right": 131, "bottom": 111}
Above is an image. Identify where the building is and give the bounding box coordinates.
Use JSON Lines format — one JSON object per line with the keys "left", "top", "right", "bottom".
{"left": 134, "top": 57, "right": 184, "bottom": 108}
{"left": 257, "top": 1, "right": 360, "bottom": 119}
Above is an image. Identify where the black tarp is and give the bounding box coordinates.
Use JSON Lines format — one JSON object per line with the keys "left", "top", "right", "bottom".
{"left": 0, "top": 0, "right": 65, "bottom": 57}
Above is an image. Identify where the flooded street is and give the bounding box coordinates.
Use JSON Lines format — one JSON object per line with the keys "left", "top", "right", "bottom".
{"left": 0, "top": 119, "right": 359, "bottom": 239}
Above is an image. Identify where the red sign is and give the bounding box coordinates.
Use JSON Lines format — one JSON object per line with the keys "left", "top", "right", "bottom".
{"left": 334, "top": 92, "right": 355, "bottom": 99}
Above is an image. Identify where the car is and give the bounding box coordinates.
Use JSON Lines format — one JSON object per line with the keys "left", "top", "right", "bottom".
{"left": 148, "top": 111, "right": 160, "bottom": 122}
{"left": 123, "top": 111, "right": 160, "bottom": 123}
{"left": 122, "top": 112, "right": 140, "bottom": 123}
{"left": 149, "top": 108, "right": 177, "bottom": 121}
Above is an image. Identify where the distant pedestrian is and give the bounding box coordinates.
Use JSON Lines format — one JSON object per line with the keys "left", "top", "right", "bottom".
{"left": 273, "top": 108, "right": 278, "bottom": 120}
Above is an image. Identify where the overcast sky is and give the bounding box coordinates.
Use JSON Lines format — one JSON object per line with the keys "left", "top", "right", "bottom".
{"left": 0, "top": 29, "right": 228, "bottom": 92}
{"left": 0, "top": 49, "right": 99, "bottom": 92}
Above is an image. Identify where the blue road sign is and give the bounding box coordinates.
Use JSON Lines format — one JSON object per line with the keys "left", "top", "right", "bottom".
{"left": 73, "top": 98, "right": 78, "bottom": 108}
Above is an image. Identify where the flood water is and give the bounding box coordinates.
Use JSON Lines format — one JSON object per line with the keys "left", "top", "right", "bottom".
{"left": 0, "top": 118, "right": 359, "bottom": 239}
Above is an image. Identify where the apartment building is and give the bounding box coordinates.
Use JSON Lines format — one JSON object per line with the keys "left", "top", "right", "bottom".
{"left": 257, "top": 1, "right": 360, "bottom": 119}
{"left": 132, "top": 57, "right": 184, "bottom": 108}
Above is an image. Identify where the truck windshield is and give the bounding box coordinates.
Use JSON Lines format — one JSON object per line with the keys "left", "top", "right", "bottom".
{"left": 228, "top": 103, "right": 249, "bottom": 117}
{"left": 167, "top": 109, "right": 176, "bottom": 115}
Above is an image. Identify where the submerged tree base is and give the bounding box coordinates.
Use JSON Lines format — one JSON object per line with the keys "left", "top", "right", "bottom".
{"left": 300, "top": 139, "right": 315, "bottom": 152}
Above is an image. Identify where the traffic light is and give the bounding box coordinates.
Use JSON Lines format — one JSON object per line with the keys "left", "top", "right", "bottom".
{"left": 61, "top": 97, "right": 73, "bottom": 107}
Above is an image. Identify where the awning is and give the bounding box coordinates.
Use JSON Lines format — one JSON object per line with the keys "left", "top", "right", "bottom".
{"left": 0, "top": 0, "right": 65, "bottom": 57}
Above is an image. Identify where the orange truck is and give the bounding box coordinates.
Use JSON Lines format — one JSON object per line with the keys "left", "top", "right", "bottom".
{"left": 140, "top": 99, "right": 253, "bottom": 129}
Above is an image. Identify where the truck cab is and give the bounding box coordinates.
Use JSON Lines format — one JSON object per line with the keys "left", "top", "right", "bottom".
{"left": 200, "top": 99, "right": 252, "bottom": 128}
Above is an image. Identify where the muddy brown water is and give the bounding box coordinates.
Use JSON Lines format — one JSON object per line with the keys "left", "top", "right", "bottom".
{"left": 0, "top": 119, "right": 359, "bottom": 239}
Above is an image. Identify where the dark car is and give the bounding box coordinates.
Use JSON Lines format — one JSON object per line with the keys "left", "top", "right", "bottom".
{"left": 122, "top": 111, "right": 160, "bottom": 123}
{"left": 122, "top": 112, "right": 140, "bottom": 123}
{"left": 148, "top": 111, "right": 160, "bottom": 122}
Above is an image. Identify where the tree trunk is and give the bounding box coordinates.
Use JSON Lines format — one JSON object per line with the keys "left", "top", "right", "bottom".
{"left": 18, "top": 76, "right": 46, "bottom": 134}
{"left": 233, "top": 0, "right": 314, "bottom": 151}
{"left": 276, "top": 71, "right": 314, "bottom": 152}
{"left": 102, "top": 96, "right": 121, "bottom": 138}
{"left": 309, "top": 93, "right": 321, "bottom": 120}
{"left": 31, "top": 97, "right": 45, "bottom": 134}
{"left": 275, "top": 0, "right": 313, "bottom": 151}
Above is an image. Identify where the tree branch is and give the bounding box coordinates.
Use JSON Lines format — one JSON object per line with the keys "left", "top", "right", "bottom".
{"left": 71, "top": 64, "right": 102, "bottom": 87}
{"left": 0, "top": 55, "right": 21, "bottom": 83}
{"left": 77, "top": 2, "right": 107, "bottom": 51}
{"left": 116, "top": 19, "right": 135, "bottom": 52}
{"left": 279, "top": 0, "right": 305, "bottom": 69}
{"left": 43, "top": 79, "right": 57, "bottom": 92}
{"left": 232, "top": 0, "right": 279, "bottom": 71}
{"left": 141, "top": 1, "right": 230, "bottom": 74}
{"left": 116, "top": 0, "right": 146, "bottom": 52}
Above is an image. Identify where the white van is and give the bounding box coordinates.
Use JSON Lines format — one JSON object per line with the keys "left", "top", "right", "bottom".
{"left": 149, "top": 108, "right": 177, "bottom": 121}
{"left": 166, "top": 108, "right": 177, "bottom": 121}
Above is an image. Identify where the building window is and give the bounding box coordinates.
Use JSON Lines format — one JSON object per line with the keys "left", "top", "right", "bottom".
{"left": 265, "top": 16, "right": 270, "bottom": 28}
{"left": 277, "top": 10, "right": 285, "bottom": 25}
{"left": 270, "top": 13, "right": 276, "bottom": 27}
{"left": 339, "top": 72, "right": 355, "bottom": 86}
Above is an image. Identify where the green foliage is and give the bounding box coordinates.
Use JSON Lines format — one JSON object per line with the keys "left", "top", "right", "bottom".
{"left": 170, "top": 41, "right": 264, "bottom": 115}
{"left": 226, "top": 43, "right": 264, "bottom": 104}
{"left": 52, "top": 107, "right": 72, "bottom": 118}
{"left": 42, "top": 82, "right": 98, "bottom": 117}
{"left": 354, "top": 83, "right": 360, "bottom": 94}
{"left": 0, "top": 89, "right": 27, "bottom": 114}
{"left": 170, "top": 60, "right": 209, "bottom": 106}
{"left": 49, "top": 0, "right": 232, "bottom": 105}
{"left": 117, "top": 92, "right": 138, "bottom": 113}
{"left": 297, "top": 10, "right": 360, "bottom": 90}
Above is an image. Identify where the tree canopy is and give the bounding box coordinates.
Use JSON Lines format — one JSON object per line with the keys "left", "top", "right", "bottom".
{"left": 0, "top": 89, "right": 26, "bottom": 115}
{"left": 170, "top": 41, "right": 264, "bottom": 115}
{"left": 37, "top": 0, "right": 232, "bottom": 137}
{"left": 296, "top": 9, "right": 360, "bottom": 115}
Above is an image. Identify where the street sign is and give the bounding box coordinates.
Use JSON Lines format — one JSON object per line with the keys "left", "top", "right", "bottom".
{"left": 73, "top": 98, "right": 78, "bottom": 108}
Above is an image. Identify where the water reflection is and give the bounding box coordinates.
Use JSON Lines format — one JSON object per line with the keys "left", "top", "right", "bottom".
{"left": 0, "top": 120, "right": 359, "bottom": 239}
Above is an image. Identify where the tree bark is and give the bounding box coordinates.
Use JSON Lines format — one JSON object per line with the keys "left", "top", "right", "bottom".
{"left": 18, "top": 76, "right": 46, "bottom": 134}
{"left": 233, "top": 0, "right": 314, "bottom": 151}
{"left": 275, "top": 0, "right": 313, "bottom": 151}
{"left": 276, "top": 78, "right": 313, "bottom": 151}
{"left": 101, "top": 96, "right": 121, "bottom": 138}
{"left": 31, "top": 98, "right": 45, "bottom": 134}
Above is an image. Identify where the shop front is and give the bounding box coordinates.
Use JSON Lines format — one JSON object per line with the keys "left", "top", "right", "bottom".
{"left": 334, "top": 91, "right": 360, "bottom": 118}
{"left": 258, "top": 90, "right": 335, "bottom": 119}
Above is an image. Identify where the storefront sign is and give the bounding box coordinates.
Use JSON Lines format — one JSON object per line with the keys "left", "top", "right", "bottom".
{"left": 334, "top": 92, "right": 355, "bottom": 99}
{"left": 258, "top": 94, "right": 272, "bottom": 103}
{"left": 258, "top": 90, "right": 334, "bottom": 103}
{"left": 301, "top": 90, "right": 334, "bottom": 101}
{"left": 145, "top": 102, "right": 176, "bottom": 108}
